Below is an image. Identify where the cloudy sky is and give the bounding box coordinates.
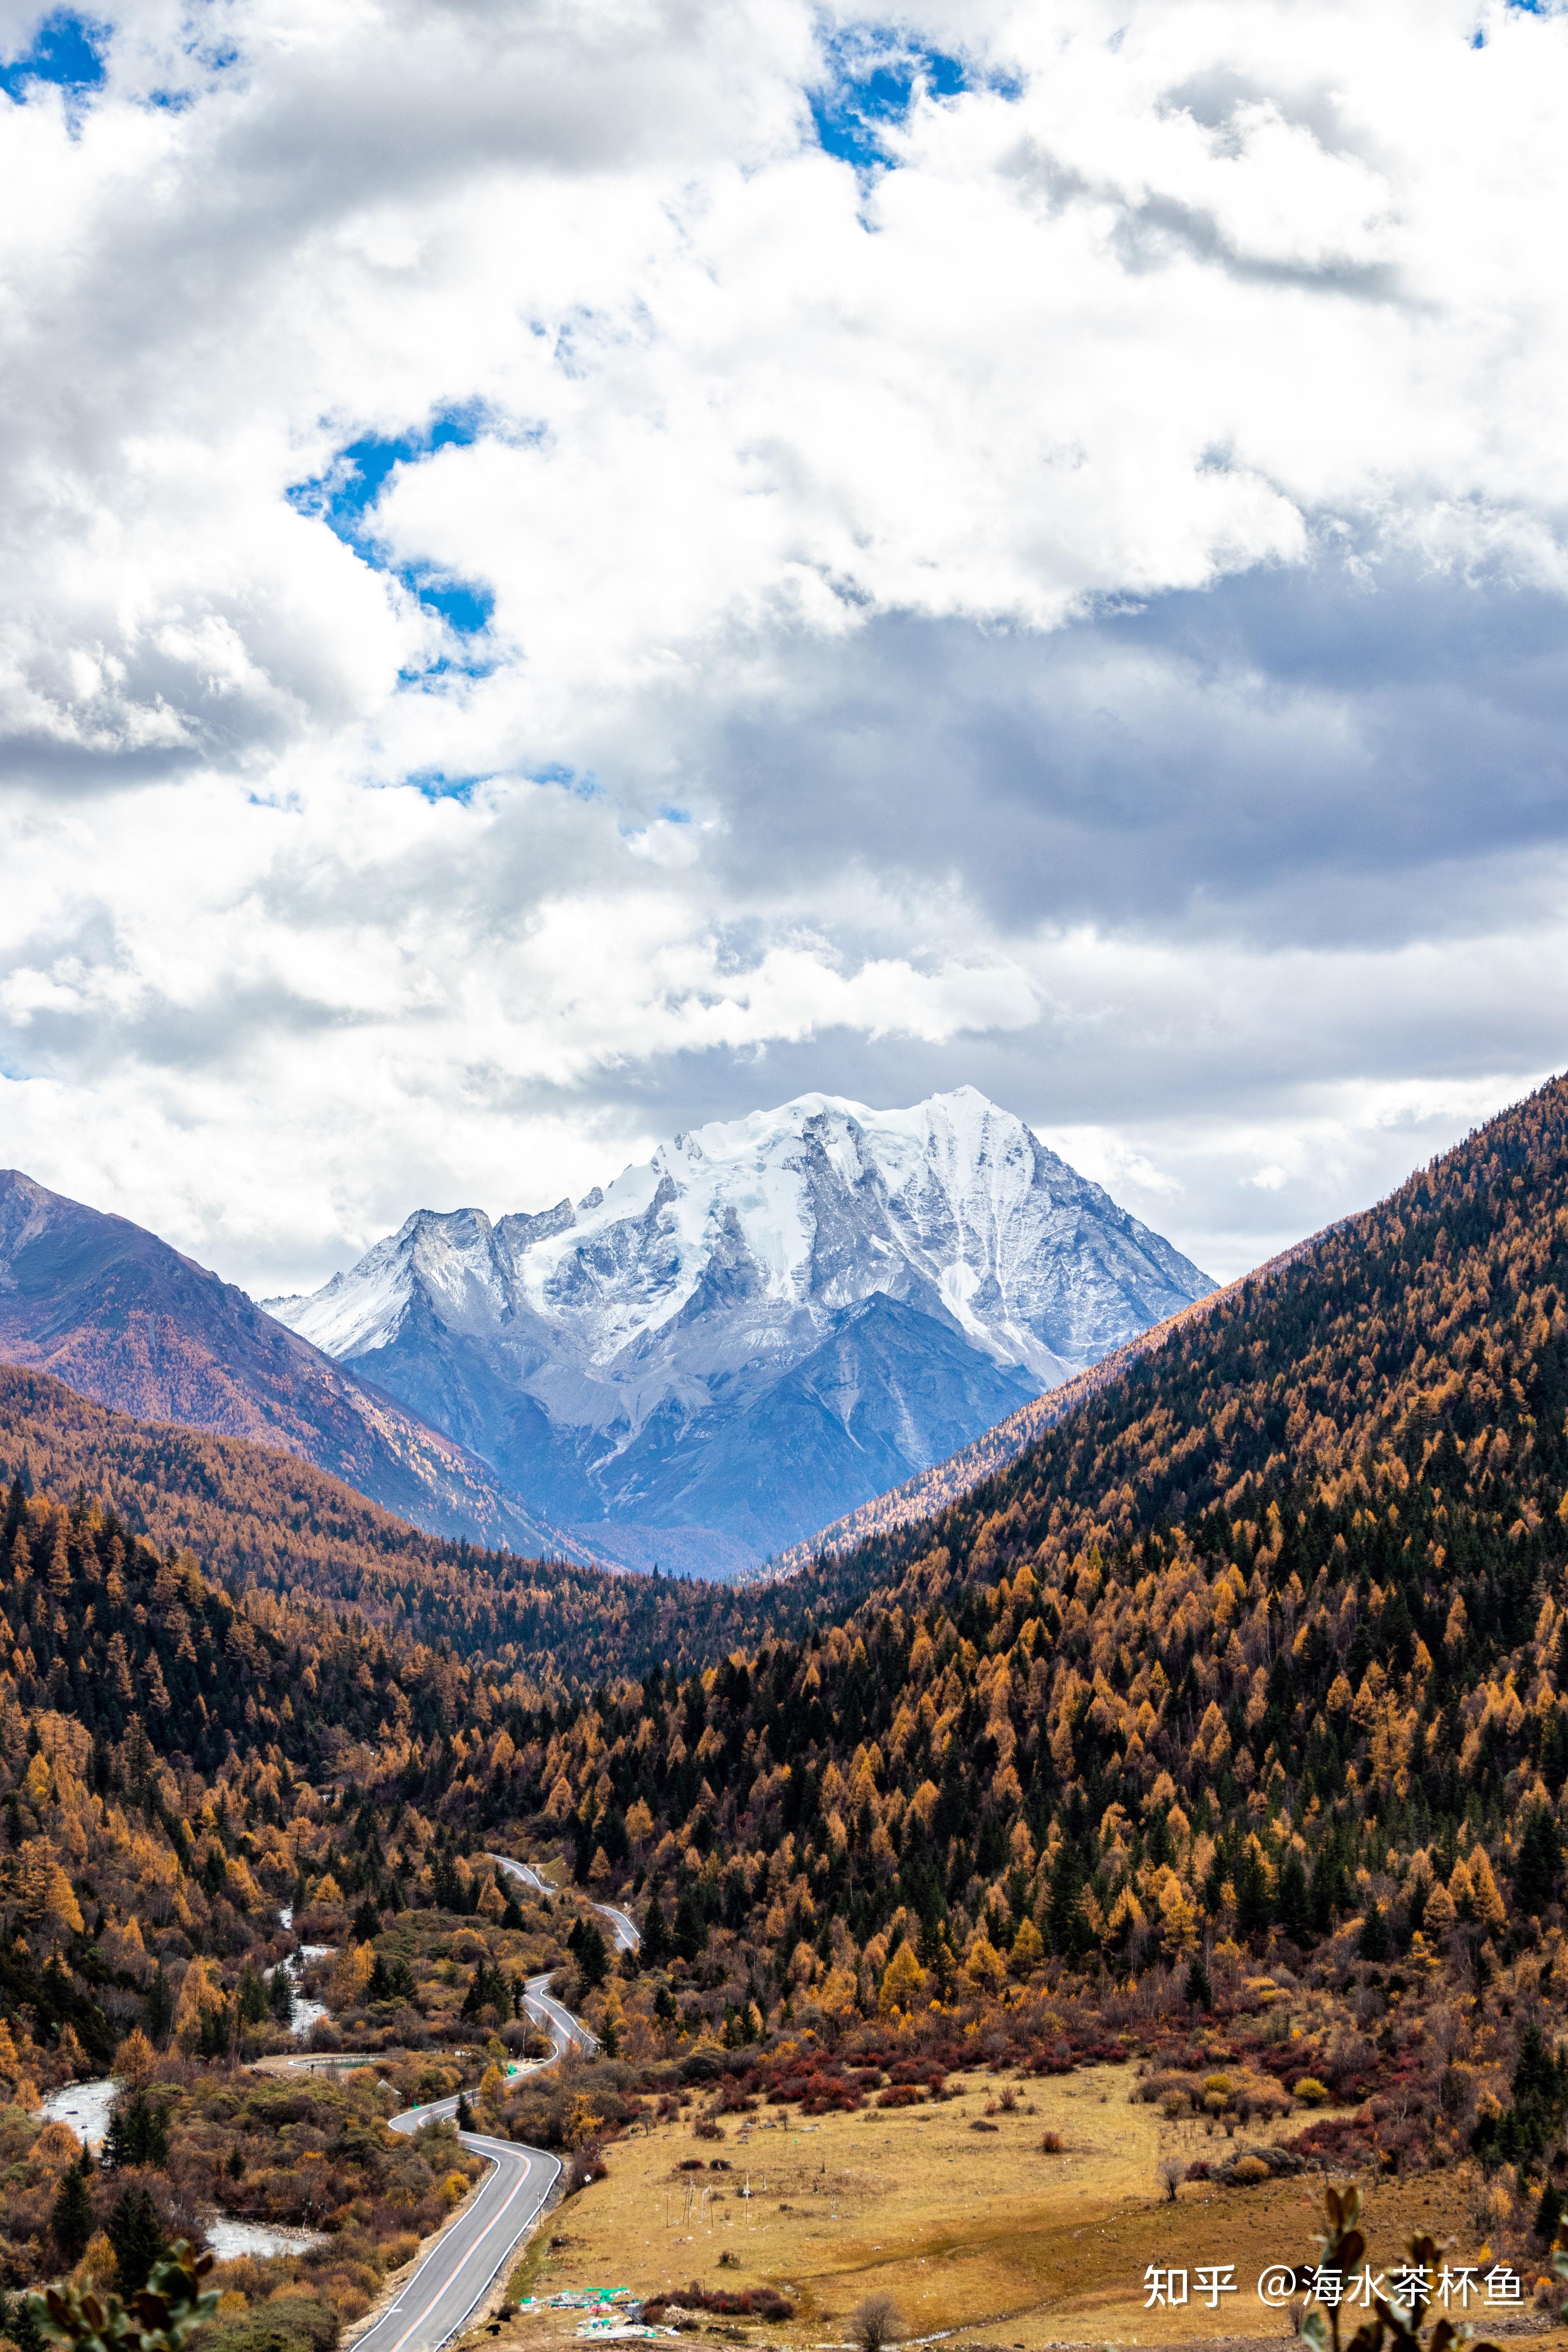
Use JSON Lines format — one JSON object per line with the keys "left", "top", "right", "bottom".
{"left": 1, "top": 0, "right": 1564, "bottom": 1298}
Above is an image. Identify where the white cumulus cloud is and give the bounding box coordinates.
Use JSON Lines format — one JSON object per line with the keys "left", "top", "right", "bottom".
{"left": 0, "top": 0, "right": 1565, "bottom": 1293}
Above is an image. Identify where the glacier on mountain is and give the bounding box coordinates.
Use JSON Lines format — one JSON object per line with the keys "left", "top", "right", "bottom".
{"left": 265, "top": 1087, "right": 1212, "bottom": 1577}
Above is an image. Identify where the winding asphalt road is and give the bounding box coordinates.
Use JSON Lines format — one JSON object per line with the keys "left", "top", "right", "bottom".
{"left": 334, "top": 1859, "right": 639, "bottom": 2352}
{"left": 355, "top": 2121, "right": 562, "bottom": 2352}
{"left": 490, "top": 1855, "right": 641, "bottom": 1964}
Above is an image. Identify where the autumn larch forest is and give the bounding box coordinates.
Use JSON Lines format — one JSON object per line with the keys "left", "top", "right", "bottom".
{"left": 6, "top": 1078, "right": 1568, "bottom": 2346}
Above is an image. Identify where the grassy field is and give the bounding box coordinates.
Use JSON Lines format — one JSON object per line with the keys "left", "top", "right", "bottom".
{"left": 471, "top": 2062, "right": 1559, "bottom": 2352}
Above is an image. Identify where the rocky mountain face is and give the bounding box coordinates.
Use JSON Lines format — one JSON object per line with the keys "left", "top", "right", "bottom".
{"left": 266, "top": 1088, "right": 1212, "bottom": 1575}
{"left": 0, "top": 1170, "right": 579, "bottom": 1558}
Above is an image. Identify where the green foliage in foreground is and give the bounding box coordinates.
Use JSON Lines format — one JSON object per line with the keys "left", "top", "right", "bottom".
{"left": 28, "top": 2243, "right": 219, "bottom": 2352}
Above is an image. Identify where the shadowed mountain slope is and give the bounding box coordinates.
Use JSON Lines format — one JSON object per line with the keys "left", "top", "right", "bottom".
{"left": 0, "top": 1170, "right": 584, "bottom": 1558}
{"left": 767, "top": 1221, "right": 1338, "bottom": 1577}
{"left": 0, "top": 1361, "right": 867, "bottom": 1677}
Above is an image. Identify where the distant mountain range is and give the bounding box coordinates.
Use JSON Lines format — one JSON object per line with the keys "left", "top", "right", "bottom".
{"left": 266, "top": 1087, "right": 1213, "bottom": 1575}
{"left": 0, "top": 1170, "right": 582, "bottom": 1559}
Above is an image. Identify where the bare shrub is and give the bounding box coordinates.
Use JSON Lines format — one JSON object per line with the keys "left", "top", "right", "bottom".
{"left": 849, "top": 2293, "right": 904, "bottom": 2352}
{"left": 565, "top": 2142, "right": 608, "bottom": 2194}
{"left": 1156, "top": 2156, "right": 1185, "bottom": 2202}
{"left": 1354, "top": 1984, "right": 1386, "bottom": 2029}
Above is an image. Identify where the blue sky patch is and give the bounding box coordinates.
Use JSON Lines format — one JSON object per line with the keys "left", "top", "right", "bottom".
{"left": 407, "top": 771, "right": 490, "bottom": 804}
{"left": 404, "top": 573, "right": 494, "bottom": 636}
{"left": 289, "top": 412, "right": 494, "bottom": 648}
{"left": 290, "top": 411, "right": 482, "bottom": 535}
{"left": 810, "top": 29, "right": 967, "bottom": 168}
{"left": 1, "top": 11, "right": 106, "bottom": 98}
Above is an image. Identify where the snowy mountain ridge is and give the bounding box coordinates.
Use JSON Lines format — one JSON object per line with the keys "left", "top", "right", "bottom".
{"left": 265, "top": 1087, "right": 1213, "bottom": 1577}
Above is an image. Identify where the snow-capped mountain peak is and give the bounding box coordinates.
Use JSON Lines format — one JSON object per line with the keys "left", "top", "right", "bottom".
{"left": 264, "top": 1087, "right": 1211, "bottom": 1576}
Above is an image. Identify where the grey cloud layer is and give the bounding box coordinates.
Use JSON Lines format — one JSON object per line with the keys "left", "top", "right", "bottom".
{"left": 675, "top": 556, "right": 1568, "bottom": 950}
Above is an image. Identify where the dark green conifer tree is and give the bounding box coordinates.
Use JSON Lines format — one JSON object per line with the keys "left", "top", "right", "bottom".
{"left": 1184, "top": 1954, "right": 1213, "bottom": 2011}
{"left": 1274, "top": 1850, "right": 1311, "bottom": 1943}
{"left": 1357, "top": 1900, "right": 1391, "bottom": 1962}
{"left": 107, "top": 2186, "right": 167, "bottom": 2294}
{"left": 51, "top": 2157, "right": 94, "bottom": 2263}
{"left": 1515, "top": 1806, "right": 1562, "bottom": 1916}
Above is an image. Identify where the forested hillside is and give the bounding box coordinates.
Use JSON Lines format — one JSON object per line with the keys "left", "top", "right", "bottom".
{"left": 0, "top": 1367, "right": 874, "bottom": 1679}
{"left": 468, "top": 1075, "right": 1568, "bottom": 2203}
{"left": 0, "top": 1467, "right": 614, "bottom": 2324}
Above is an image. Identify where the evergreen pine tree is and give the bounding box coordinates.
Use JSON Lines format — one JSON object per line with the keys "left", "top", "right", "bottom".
{"left": 51, "top": 2157, "right": 94, "bottom": 2263}
{"left": 237, "top": 1962, "right": 269, "bottom": 2026}
{"left": 640, "top": 1890, "right": 669, "bottom": 1966}
{"left": 456, "top": 2092, "right": 474, "bottom": 2131}
{"left": 1308, "top": 1849, "right": 1344, "bottom": 1934}
{"left": 107, "top": 2186, "right": 167, "bottom": 2294}
{"left": 1275, "top": 1850, "right": 1312, "bottom": 1943}
{"left": 103, "top": 2089, "right": 170, "bottom": 2172}
{"left": 672, "top": 1892, "right": 705, "bottom": 1965}
{"left": 1357, "top": 1900, "right": 1391, "bottom": 1962}
{"left": 1543, "top": 1712, "right": 1568, "bottom": 1796}
{"left": 1184, "top": 1954, "right": 1213, "bottom": 2011}
{"left": 1046, "top": 1848, "right": 1090, "bottom": 1958}
{"left": 1234, "top": 1846, "right": 1272, "bottom": 1940}
{"left": 1516, "top": 1805, "right": 1562, "bottom": 1916}
{"left": 144, "top": 1966, "right": 175, "bottom": 2046}
{"left": 268, "top": 1963, "right": 296, "bottom": 2025}
{"left": 1514, "top": 2022, "right": 1559, "bottom": 2106}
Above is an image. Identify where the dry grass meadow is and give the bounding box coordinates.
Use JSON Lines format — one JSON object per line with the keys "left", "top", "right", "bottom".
{"left": 467, "top": 2063, "right": 1565, "bottom": 2352}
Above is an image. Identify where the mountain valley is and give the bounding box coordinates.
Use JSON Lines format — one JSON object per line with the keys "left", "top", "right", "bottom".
{"left": 0, "top": 1079, "right": 1565, "bottom": 2352}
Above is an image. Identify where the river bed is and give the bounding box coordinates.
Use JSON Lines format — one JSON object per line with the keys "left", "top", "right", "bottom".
{"left": 40, "top": 2078, "right": 117, "bottom": 2146}
{"left": 281, "top": 1942, "right": 334, "bottom": 2037}
{"left": 205, "top": 2221, "right": 328, "bottom": 2260}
